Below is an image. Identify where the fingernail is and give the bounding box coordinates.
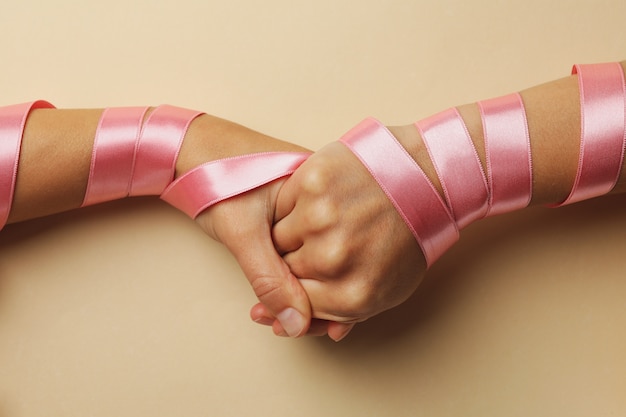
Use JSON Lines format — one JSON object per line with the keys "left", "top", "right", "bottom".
{"left": 330, "top": 326, "right": 352, "bottom": 342}
{"left": 253, "top": 316, "right": 274, "bottom": 326}
{"left": 276, "top": 308, "right": 306, "bottom": 338}
{"left": 331, "top": 332, "right": 349, "bottom": 342}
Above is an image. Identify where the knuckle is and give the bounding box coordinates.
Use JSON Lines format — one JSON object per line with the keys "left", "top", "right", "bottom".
{"left": 300, "top": 161, "right": 333, "bottom": 195}
{"left": 304, "top": 199, "right": 340, "bottom": 232}
{"left": 330, "top": 279, "right": 378, "bottom": 319}
{"left": 317, "top": 238, "right": 350, "bottom": 275}
{"left": 250, "top": 276, "right": 284, "bottom": 304}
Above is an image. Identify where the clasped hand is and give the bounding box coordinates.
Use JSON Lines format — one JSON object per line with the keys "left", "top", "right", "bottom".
{"left": 195, "top": 137, "right": 426, "bottom": 342}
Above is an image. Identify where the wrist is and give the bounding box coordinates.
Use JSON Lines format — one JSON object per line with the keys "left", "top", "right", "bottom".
{"left": 340, "top": 92, "right": 532, "bottom": 264}
{"left": 386, "top": 124, "right": 444, "bottom": 197}
{"left": 163, "top": 114, "right": 310, "bottom": 221}
{"left": 387, "top": 104, "right": 487, "bottom": 205}
{"left": 176, "top": 114, "right": 309, "bottom": 177}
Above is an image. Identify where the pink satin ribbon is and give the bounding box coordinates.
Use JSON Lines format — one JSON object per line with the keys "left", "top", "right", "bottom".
{"left": 161, "top": 152, "right": 310, "bottom": 218}
{"left": 129, "top": 105, "right": 203, "bottom": 196}
{"left": 479, "top": 92, "right": 532, "bottom": 216}
{"left": 82, "top": 107, "right": 149, "bottom": 206}
{"left": 339, "top": 117, "right": 458, "bottom": 267}
{"left": 415, "top": 108, "right": 489, "bottom": 229}
{"left": 4, "top": 60, "right": 624, "bottom": 272}
{"left": 0, "top": 100, "right": 55, "bottom": 229}
{"left": 556, "top": 62, "right": 626, "bottom": 206}
{"left": 340, "top": 102, "right": 530, "bottom": 265}
{"left": 80, "top": 104, "right": 309, "bottom": 223}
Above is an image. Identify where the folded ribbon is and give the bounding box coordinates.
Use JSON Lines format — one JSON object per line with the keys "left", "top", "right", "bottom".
{"left": 161, "top": 152, "right": 310, "bottom": 218}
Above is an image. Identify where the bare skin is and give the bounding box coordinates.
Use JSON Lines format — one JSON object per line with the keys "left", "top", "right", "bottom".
{"left": 255, "top": 61, "right": 626, "bottom": 340}
{"left": 9, "top": 110, "right": 315, "bottom": 338}
{"left": 5, "top": 61, "right": 626, "bottom": 342}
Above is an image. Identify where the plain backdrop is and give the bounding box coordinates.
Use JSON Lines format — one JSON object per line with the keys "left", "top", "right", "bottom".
{"left": 1, "top": 1, "right": 625, "bottom": 416}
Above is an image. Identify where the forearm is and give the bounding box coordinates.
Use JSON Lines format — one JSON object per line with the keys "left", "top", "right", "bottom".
{"left": 389, "top": 61, "right": 626, "bottom": 208}
{"left": 4, "top": 103, "right": 315, "bottom": 339}
{"left": 264, "top": 60, "right": 626, "bottom": 339}
{"left": 9, "top": 108, "right": 98, "bottom": 223}
{"left": 8, "top": 107, "right": 306, "bottom": 224}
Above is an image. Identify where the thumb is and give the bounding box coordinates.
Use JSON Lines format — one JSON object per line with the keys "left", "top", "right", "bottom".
{"left": 227, "top": 220, "right": 311, "bottom": 338}
{"left": 195, "top": 179, "right": 311, "bottom": 338}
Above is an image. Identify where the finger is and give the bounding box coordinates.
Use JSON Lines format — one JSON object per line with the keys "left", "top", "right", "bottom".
{"left": 250, "top": 302, "right": 274, "bottom": 326}
{"left": 274, "top": 167, "right": 301, "bottom": 223}
{"left": 229, "top": 224, "right": 311, "bottom": 338}
{"left": 251, "top": 302, "right": 332, "bottom": 337}
{"left": 273, "top": 311, "right": 357, "bottom": 340}
{"left": 327, "top": 322, "right": 356, "bottom": 342}
{"left": 272, "top": 210, "right": 306, "bottom": 255}
{"left": 273, "top": 317, "right": 334, "bottom": 337}
{"left": 306, "top": 319, "right": 333, "bottom": 337}
{"left": 297, "top": 278, "right": 363, "bottom": 323}
{"left": 272, "top": 169, "right": 307, "bottom": 254}
{"left": 281, "top": 248, "right": 317, "bottom": 281}
{"left": 281, "top": 237, "right": 349, "bottom": 282}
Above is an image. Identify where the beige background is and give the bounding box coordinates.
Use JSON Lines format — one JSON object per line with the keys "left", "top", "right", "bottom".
{"left": 1, "top": 1, "right": 625, "bottom": 416}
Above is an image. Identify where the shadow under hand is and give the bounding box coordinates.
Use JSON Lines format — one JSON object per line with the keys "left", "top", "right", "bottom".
{"left": 314, "top": 193, "right": 626, "bottom": 355}
{"left": 0, "top": 198, "right": 163, "bottom": 288}
{"left": 0, "top": 197, "right": 158, "bottom": 247}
